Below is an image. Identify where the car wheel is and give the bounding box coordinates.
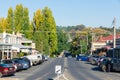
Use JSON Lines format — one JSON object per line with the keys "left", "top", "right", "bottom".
{"left": 102, "top": 65, "right": 106, "bottom": 72}
{"left": 0, "top": 72, "right": 2, "bottom": 77}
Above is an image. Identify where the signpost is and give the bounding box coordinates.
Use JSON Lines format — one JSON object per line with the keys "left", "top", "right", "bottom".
{"left": 55, "top": 65, "right": 61, "bottom": 80}
{"left": 55, "top": 65, "right": 61, "bottom": 74}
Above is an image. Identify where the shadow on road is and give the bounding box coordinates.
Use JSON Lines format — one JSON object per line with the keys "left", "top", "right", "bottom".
{"left": 84, "top": 62, "right": 92, "bottom": 64}
{"left": 91, "top": 67, "right": 102, "bottom": 72}
{"left": 48, "top": 78, "right": 54, "bottom": 80}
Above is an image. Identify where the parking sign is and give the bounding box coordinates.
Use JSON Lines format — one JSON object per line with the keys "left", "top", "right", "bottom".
{"left": 55, "top": 65, "right": 61, "bottom": 74}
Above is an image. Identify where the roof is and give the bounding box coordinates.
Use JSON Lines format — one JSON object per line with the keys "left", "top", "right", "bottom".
{"left": 21, "top": 38, "right": 32, "bottom": 43}
{"left": 12, "top": 44, "right": 29, "bottom": 49}
{"left": 96, "top": 34, "right": 120, "bottom": 42}
{"left": 0, "top": 43, "right": 12, "bottom": 46}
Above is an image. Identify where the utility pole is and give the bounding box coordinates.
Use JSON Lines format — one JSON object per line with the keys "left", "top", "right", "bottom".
{"left": 113, "top": 17, "right": 116, "bottom": 48}
{"left": 86, "top": 33, "right": 88, "bottom": 54}
{"left": 81, "top": 45, "right": 82, "bottom": 54}
{"left": 90, "top": 28, "right": 93, "bottom": 55}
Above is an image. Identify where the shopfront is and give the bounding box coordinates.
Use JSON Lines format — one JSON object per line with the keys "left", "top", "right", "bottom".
{"left": 0, "top": 43, "right": 12, "bottom": 60}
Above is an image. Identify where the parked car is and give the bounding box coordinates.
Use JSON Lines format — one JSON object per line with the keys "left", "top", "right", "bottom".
{"left": 23, "top": 54, "right": 40, "bottom": 66}
{"left": 76, "top": 54, "right": 88, "bottom": 61}
{"left": 0, "top": 62, "right": 16, "bottom": 77}
{"left": 98, "top": 57, "right": 112, "bottom": 72}
{"left": 76, "top": 54, "right": 84, "bottom": 61}
{"left": 81, "top": 56, "right": 89, "bottom": 61}
{"left": 99, "top": 47, "right": 120, "bottom": 72}
{"left": 1, "top": 59, "right": 17, "bottom": 70}
{"left": 13, "top": 58, "right": 31, "bottom": 68}
{"left": 90, "top": 55, "right": 99, "bottom": 65}
{"left": 12, "top": 59, "right": 29, "bottom": 70}
{"left": 42, "top": 54, "right": 48, "bottom": 61}
{"left": 36, "top": 54, "right": 43, "bottom": 64}
{"left": 19, "top": 60, "right": 29, "bottom": 70}
{"left": 12, "top": 59, "right": 23, "bottom": 71}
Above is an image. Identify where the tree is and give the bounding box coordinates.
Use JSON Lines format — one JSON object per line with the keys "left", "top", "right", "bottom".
{"left": 75, "top": 24, "right": 86, "bottom": 31}
{"left": 57, "top": 30, "right": 70, "bottom": 54}
{"left": 22, "top": 7, "right": 31, "bottom": 38}
{"left": 0, "top": 18, "right": 7, "bottom": 32}
{"left": 33, "top": 9, "right": 43, "bottom": 30}
{"left": 6, "top": 7, "right": 14, "bottom": 33}
{"left": 42, "top": 7, "right": 58, "bottom": 56}
{"left": 14, "top": 4, "right": 24, "bottom": 32}
{"left": 0, "top": 18, "right": 2, "bottom": 32}
{"left": 21, "top": 8, "right": 29, "bottom": 33}
{"left": 32, "top": 9, "right": 44, "bottom": 53}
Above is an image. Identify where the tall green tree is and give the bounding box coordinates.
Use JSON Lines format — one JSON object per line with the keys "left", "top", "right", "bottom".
{"left": 0, "top": 18, "right": 2, "bottom": 32}
{"left": 6, "top": 7, "right": 14, "bottom": 33}
{"left": 27, "top": 22, "right": 33, "bottom": 39}
{"left": 14, "top": 4, "right": 30, "bottom": 38}
{"left": 57, "top": 29, "right": 70, "bottom": 54}
{"left": 14, "top": 4, "right": 24, "bottom": 32}
{"left": 22, "top": 7, "right": 30, "bottom": 37}
{"left": 32, "top": 9, "right": 44, "bottom": 53}
{"left": 33, "top": 9, "right": 43, "bottom": 30}
{"left": 0, "top": 18, "right": 7, "bottom": 32}
{"left": 42, "top": 7, "right": 58, "bottom": 56}
{"left": 22, "top": 8, "right": 29, "bottom": 30}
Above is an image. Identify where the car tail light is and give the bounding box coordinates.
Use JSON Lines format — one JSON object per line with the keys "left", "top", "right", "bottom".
{"left": 3, "top": 68, "right": 9, "bottom": 72}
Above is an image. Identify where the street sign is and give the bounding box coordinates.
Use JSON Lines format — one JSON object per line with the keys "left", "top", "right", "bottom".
{"left": 55, "top": 65, "right": 61, "bottom": 74}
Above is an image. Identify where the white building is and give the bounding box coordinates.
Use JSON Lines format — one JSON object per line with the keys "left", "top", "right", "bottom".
{"left": 0, "top": 31, "right": 35, "bottom": 60}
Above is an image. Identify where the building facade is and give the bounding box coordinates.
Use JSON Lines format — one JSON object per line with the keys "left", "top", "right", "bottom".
{"left": 92, "top": 34, "right": 120, "bottom": 55}
{"left": 0, "top": 32, "right": 35, "bottom": 60}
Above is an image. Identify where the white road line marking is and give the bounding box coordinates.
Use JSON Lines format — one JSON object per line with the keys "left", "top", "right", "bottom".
{"left": 62, "top": 74, "right": 69, "bottom": 80}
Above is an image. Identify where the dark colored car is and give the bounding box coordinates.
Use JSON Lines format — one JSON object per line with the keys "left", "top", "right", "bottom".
{"left": 99, "top": 57, "right": 112, "bottom": 72}
{"left": 12, "top": 59, "right": 29, "bottom": 70}
{"left": 42, "top": 55, "right": 48, "bottom": 61}
{"left": 21, "top": 57, "right": 32, "bottom": 67}
{"left": 76, "top": 56, "right": 88, "bottom": 61}
{"left": 19, "top": 60, "right": 29, "bottom": 69}
{"left": 12, "top": 59, "right": 23, "bottom": 71}
{"left": 13, "top": 58, "right": 31, "bottom": 67}
{"left": 76, "top": 55, "right": 88, "bottom": 61}
{"left": 76, "top": 54, "right": 85, "bottom": 61}
{"left": 99, "top": 47, "right": 120, "bottom": 72}
{"left": 81, "top": 56, "right": 89, "bottom": 61}
{"left": 1, "top": 59, "right": 17, "bottom": 71}
{"left": 0, "top": 62, "right": 16, "bottom": 77}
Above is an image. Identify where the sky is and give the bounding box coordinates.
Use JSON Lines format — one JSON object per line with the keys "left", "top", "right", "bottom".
{"left": 0, "top": 0, "right": 120, "bottom": 27}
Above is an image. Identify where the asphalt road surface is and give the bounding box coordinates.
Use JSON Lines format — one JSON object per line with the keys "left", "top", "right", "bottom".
{"left": 2, "top": 57, "right": 120, "bottom": 80}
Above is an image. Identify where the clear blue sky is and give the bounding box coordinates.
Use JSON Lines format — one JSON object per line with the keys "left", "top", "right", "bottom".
{"left": 0, "top": 0, "right": 120, "bottom": 27}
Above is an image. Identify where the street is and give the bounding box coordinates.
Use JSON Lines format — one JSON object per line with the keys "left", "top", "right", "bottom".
{"left": 3, "top": 57, "right": 120, "bottom": 80}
